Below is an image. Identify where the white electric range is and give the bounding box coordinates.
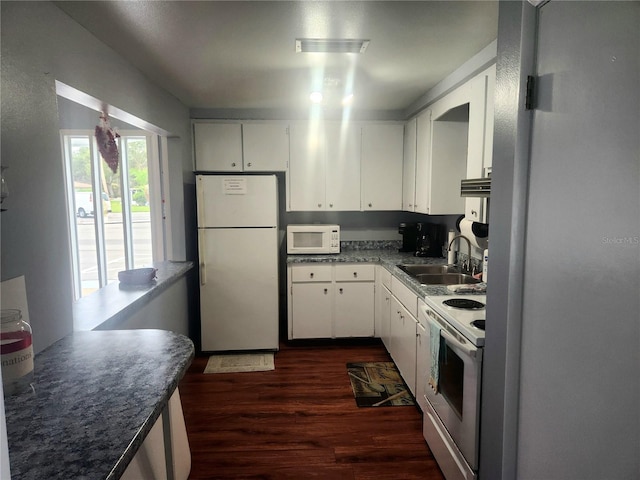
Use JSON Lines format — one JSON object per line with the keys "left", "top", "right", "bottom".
{"left": 419, "top": 293, "right": 487, "bottom": 480}
{"left": 424, "top": 294, "right": 486, "bottom": 347}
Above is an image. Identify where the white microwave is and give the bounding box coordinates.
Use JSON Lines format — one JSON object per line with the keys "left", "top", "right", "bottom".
{"left": 286, "top": 224, "right": 340, "bottom": 254}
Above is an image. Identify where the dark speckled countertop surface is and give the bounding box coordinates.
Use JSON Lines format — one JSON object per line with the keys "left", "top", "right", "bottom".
{"left": 4, "top": 329, "right": 194, "bottom": 480}
{"left": 286, "top": 241, "right": 485, "bottom": 298}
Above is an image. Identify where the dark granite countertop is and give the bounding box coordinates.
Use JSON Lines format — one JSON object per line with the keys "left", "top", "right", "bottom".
{"left": 73, "top": 260, "right": 194, "bottom": 331}
{"left": 4, "top": 329, "right": 194, "bottom": 480}
{"left": 287, "top": 244, "right": 485, "bottom": 298}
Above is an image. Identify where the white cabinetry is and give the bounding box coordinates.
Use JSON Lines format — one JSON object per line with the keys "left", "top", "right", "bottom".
{"left": 288, "top": 263, "right": 375, "bottom": 339}
{"left": 242, "top": 122, "right": 289, "bottom": 171}
{"left": 414, "top": 109, "right": 433, "bottom": 214}
{"left": 325, "top": 122, "right": 361, "bottom": 211}
{"left": 465, "top": 64, "right": 496, "bottom": 223}
{"left": 289, "top": 121, "right": 361, "bottom": 211}
{"left": 288, "top": 122, "right": 403, "bottom": 211}
{"left": 361, "top": 124, "right": 404, "bottom": 211}
{"left": 375, "top": 266, "right": 393, "bottom": 349}
{"left": 402, "top": 118, "right": 418, "bottom": 212}
{"left": 289, "top": 264, "right": 333, "bottom": 339}
{"left": 415, "top": 298, "right": 429, "bottom": 413}
{"left": 193, "top": 122, "right": 243, "bottom": 172}
{"left": 334, "top": 264, "right": 375, "bottom": 337}
{"left": 288, "top": 122, "right": 326, "bottom": 210}
{"left": 193, "top": 121, "right": 289, "bottom": 172}
{"left": 388, "top": 276, "right": 419, "bottom": 395}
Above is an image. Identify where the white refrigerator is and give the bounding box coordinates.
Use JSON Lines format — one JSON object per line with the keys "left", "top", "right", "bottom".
{"left": 196, "top": 175, "right": 279, "bottom": 352}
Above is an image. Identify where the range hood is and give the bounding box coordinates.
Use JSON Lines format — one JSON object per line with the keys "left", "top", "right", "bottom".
{"left": 460, "top": 177, "right": 491, "bottom": 197}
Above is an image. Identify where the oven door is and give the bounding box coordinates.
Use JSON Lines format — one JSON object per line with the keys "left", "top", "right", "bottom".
{"left": 424, "top": 306, "right": 482, "bottom": 470}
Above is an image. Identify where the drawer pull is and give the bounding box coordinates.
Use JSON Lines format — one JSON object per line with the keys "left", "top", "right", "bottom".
{"left": 323, "top": 288, "right": 328, "bottom": 294}
{"left": 339, "top": 288, "right": 343, "bottom": 294}
{"left": 353, "top": 272, "right": 358, "bottom": 278}
{"left": 310, "top": 272, "right": 314, "bottom": 278}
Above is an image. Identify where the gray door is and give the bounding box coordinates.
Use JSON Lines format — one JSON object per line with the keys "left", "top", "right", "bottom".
{"left": 517, "top": 2, "right": 639, "bottom": 479}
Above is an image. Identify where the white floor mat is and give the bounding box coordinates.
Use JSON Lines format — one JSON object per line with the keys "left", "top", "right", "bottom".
{"left": 203, "top": 352, "right": 275, "bottom": 373}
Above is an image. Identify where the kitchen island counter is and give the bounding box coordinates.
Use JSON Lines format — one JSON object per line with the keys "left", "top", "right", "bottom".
{"left": 3, "top": 329, "right": 194, "bottom": 480}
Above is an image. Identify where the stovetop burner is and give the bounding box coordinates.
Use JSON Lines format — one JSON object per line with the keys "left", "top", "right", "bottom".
{"left": 471, "top": 319, "right": 486, "bottom": 331}
{"left": 443, "top": 298, "right": 485, "bottom": 310}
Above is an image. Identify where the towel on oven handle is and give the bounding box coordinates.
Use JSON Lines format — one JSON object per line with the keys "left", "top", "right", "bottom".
{"left": 428, "top": 321, "right": 441, "bottom": 393}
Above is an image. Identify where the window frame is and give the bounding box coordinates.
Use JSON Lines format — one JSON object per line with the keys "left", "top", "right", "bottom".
{"left": 60, "top": 129, "right": 167, "bottom": 301}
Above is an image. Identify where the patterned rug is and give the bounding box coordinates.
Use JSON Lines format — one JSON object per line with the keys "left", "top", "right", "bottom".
{"left": 204, "top": 353, "right": 275, "bottom": 373}
{"left": 347, "top": 362, "right": 415, "bottom": 407}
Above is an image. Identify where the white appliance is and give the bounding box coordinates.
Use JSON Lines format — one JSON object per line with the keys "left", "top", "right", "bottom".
{"left": 419, "top": 295, "right": 486, "bottom": 480}
{"left": 286, "top": 224, "right": 340, "bottom": 254}
{"left": 196, "top": 175, "right": 279, "bottom": 352}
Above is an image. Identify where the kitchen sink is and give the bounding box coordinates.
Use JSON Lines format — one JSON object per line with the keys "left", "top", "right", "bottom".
{"left": 396, "top": 264, "right": 461, "bottom": 275}
{"left": 396, "top": 264, "right": 480, "bottom": 285}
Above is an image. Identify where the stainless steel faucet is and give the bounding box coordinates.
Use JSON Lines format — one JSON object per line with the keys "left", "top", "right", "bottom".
{"left": 447, "top": 235, "right": 472, "bottom": 273}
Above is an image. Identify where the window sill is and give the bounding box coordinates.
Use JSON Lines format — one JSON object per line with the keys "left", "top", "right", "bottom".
{"left": 72, "top": 260, "right": 194, "bottom": 331}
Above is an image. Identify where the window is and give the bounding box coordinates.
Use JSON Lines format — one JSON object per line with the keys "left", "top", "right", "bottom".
{"left": 61, "top": 130, "right": 165, "bottom": 300}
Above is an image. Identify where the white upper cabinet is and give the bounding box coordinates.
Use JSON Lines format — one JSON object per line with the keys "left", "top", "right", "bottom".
{"left": 288, "top": 121, "right": 326, "bottom": 210}
{"left": 325, "top": 122, "right": 361, "bottom": 211}
{"left": 402, "top": 118, "right": 417, "bottom": 212}
{"left": 193, "top": 122, "right": 243, "bottom": 172}
{"left": 242, "top": 122, "right": 289, "bottom": 172}
{"left": 414, "top": 109, "right": 432, "bottom": 214}
{"left": 193, "top": 121, "right": 289, "bottom": 172}
{"left": 361, "top": 124, "right": 404, "bottom": 211}
{"left": 464, "top": 64, "right": 496, "bottom": 222}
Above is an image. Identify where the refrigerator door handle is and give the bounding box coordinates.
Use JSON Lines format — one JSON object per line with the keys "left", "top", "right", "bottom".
{"left": 197, "top": 177, "right": 205, "bottom": 228}
{"left": 198, "top": 229, "right": 207, "bottom": 285}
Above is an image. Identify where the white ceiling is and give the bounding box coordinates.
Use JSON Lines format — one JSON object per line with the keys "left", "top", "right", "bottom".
{"left": 55, "top": 1, "right": 498, "bottom": 115}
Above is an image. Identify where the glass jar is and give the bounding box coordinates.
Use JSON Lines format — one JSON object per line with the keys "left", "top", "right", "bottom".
{"left": 1, "top": 309, "right": 34, "bottom": 395}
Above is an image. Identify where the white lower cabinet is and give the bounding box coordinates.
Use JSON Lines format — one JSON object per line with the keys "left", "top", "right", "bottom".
{"left": 388, "top": 276, "right": 419, "bottom": 395}
{"left": 288, "top": 263, "right": 375, "bottom": 339}
{"left": 334, "top": 282, "right": 375, "bottom": 337}
{"left": 390, "top": 296, "right": 418, "bottom": 396}
{"left": 415, "top": 298, "right": 429, "bottom": 413}
{"left": 375, "top": 266, "right": 393, "bottom": 350}
{"left": 290, "top": 282, "right": 333, "bottom": 339}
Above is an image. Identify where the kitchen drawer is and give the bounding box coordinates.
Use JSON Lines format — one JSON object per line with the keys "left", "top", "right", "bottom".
{"left": 378, "top": 265, "right": 392, "bottom": 289}
{"left": 391, "top": 276, "right": 418, "bottom": 318}
{"left": 335, "top": 264, "right": 375, "bottom": 282}
{"left": 290, "top": 264, "right": 332, "bottom": 282}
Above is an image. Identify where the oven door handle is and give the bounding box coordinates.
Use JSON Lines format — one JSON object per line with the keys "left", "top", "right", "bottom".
{"left": 440, "top": 328, "right": 477, "bottom": 358}
{"left": 424, "top": 306, "right": 479, "bottom": 358}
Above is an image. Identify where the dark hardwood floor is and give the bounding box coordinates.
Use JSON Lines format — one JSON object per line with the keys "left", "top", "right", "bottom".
{"left": 178, "top": 340, "right": 445, "bottom": 480}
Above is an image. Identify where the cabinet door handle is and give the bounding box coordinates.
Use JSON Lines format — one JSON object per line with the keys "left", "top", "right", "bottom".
{"left": 353, "top": 272, "right": 358, "bottom": 278}
{"left": 318, "top": 203, "right": 322, "bottom": 208}
{"left": 368, "top": 203, "right": 373, "bottom": 208}
{"left": 310, "top": 272, "right": 314, "bottom": 278}
{"left": 247, "top": 162, "right": 252, "bottom": 167}
{"left": 339, "top": 288, "right": 343, "bottom": 294}
{"left": 231, "top": 162, "right": 236, "bottom": 167}
{"left": 329, "top": 203, "right": 333, "bottom": 208}
{"left": 323, "top": 288, "right": 328, "bottom": 294}
{"left": 471, "top": 209, "right": 478, "bottom": 216}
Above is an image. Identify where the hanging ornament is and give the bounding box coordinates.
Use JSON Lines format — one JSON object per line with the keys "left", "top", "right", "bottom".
{"left": 95, "top": 113, "right": 120, "bottom": 173}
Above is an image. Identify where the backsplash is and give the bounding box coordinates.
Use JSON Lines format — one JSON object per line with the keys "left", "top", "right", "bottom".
{"left": 341, "top": 240, "right": 402, "bottom": 251}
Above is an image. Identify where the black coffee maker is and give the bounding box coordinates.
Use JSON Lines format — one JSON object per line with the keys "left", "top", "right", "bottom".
{"left": 398, "top": 223, "right": 418, "bottom": 252}
{"left": 414, "top": 222, "right": 445, "bottom": 257}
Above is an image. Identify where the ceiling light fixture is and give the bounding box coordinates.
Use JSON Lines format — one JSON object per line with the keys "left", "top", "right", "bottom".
{"left": 296, "top": 38, "right": 370, "bottom": 54}
{"left": 309, "top": 92, "right": 323, "bottom": 104}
